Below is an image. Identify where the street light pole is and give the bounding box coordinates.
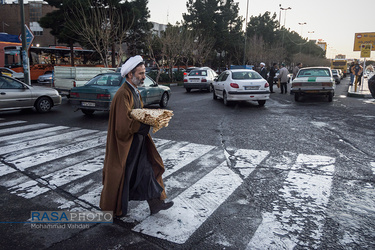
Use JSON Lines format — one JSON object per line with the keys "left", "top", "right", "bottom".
{"left": 280, "top": 6, "right": 291, "bottom": 48}
{"left": 298, "top": 22, "right": 307, "bottom": 54}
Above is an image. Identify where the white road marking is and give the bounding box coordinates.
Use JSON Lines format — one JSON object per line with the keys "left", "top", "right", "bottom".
{"left": 0, "top": 128, "right": 98, "bottom": 155}
{"left": 0, "top": 123, "right": 50, "bottom": 136}
{"left": 9, "top": 155, "right": 104, "bottom": 199}
{"left": 0, "top": 120, "right": 27, "bottom": 127}
{"left": 0, "top": 162, "right": 16, "bottom": 176}
{"left": 160, "top": 141, "right": 216, "bottom": 178}
{"left": 246, "top": 154, "right": 335, "bottom": 249}
{"left": 0, "top": 126, "right": 69, "bottom": 144}
{"left": 6, "top": 132, "right": 106, "bottom": 170}
{"left": 132, "top": 149, "right": 269, "bottom": 244}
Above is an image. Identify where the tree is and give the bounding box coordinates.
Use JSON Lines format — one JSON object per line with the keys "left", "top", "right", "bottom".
{"left": 125, "top": 0, "right": 153, "bottom": 56}
{"left": 39, "top": 0, "right": 82, "bottom": 66}
{"left": 183, "top": 0, "right": 243, "bottom": 68}
{"left": 64, "top": 0, "right": 133, "bottom": 67}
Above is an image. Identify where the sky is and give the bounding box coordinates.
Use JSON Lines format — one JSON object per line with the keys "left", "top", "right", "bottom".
{"left": 148, "top": 0, "right": 375, "bottom": 60}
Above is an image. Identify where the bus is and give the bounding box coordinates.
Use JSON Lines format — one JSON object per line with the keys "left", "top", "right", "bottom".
{"left": 0, "top": 42, "right": 104, "bottom": 81}
{"left": 330, "top": 59, "right": 348, "bottom": 77}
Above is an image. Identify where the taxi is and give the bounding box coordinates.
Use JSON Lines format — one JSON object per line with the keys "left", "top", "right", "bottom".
{"left": 291, "top": 67, "right": 335, "bottom": 102}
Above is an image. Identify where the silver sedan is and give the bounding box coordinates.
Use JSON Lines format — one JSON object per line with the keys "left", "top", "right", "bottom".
{"left": 0, "top": 75, "right": 62, "bottom": 113}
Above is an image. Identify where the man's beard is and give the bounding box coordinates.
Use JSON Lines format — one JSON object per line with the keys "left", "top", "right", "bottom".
{"left": 132, "top": 75, "right": 144, "bottom": 87}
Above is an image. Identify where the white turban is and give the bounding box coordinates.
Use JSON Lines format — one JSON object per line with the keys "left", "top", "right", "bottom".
{"left": 260, "top": 62, "right": 265, "bottom": 66}
{"left": 121, "top": 55, "right": 143, "bottom": 77}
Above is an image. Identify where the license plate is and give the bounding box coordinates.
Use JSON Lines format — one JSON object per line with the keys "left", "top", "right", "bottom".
{"left": 305, "top": 90, "right": 320, "bottom": 93}
{"left": 81, "top": 102, "right": 95, "bottom": 107}
{"left": 61, "top": 91, "right": 69, "bottom": 95}
{"left": 245, "top": 86, "right": 259, "bottom": 90}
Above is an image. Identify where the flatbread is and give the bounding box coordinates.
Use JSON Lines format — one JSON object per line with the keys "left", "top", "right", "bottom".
{"left": 130, "top": 108, "right": 173, "bottom": 133}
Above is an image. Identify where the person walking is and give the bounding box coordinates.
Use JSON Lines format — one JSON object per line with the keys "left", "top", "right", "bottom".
{"left": 259, "top": 62, "right": 267, "bottom": 79}
{"left": 292, "top": 62, "right": 302, "bottom": 80}
{"left": 100, "top": 55, "right": 173, "bottom": 217}
{"left": 351, "top": 60, "right": 363, "bottom": 86}
{"left": 349, "top": 62, "right": 355, "bottom": 86}
{"left": 267, "top": 63, "right": 278, "bottom": 93}
{"left": 278, "top": 63, "right": 289, "bottom": 94}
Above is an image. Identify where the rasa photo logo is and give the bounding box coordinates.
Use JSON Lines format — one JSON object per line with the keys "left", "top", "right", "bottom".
{"left": 30, "top": 211, "right": 113, "bottom": 229}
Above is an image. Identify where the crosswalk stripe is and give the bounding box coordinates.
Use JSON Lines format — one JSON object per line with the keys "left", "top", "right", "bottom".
{"left": 0, "top": 128, "right": 99, "bottom": 155}
{"left": 0, "top": 162, "right": 17, "bottom": 177}
{"left": 0, "top": 123, "right": 51, "bottom": 136}
{"left": 132, "top": 148, "right": 270, "bottom": 244}
{"left": 246, "top": 154, "right": 335, "bottom": 249}
{"left": 5, "top": 132, "right": 106, "bottom": 170}
{"left": 0, "top": 120, "right": 27, "bottom": 127}
{"left": 0, "top": 126, "right": 69, "bottom": 144}
{"left": 159, "top": 141, "right": 216, "bottom": 178}
{"left": 9, "top": 154, "right": 104, "bottom": 199}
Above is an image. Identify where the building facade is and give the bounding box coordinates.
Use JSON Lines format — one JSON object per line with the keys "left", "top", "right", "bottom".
{"left": 0, "top": 1, "right": 58, "bottom": 46}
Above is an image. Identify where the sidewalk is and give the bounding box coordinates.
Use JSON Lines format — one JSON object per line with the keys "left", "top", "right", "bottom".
{"left": 347, "top": 75, "right": 373, "bottom": 98}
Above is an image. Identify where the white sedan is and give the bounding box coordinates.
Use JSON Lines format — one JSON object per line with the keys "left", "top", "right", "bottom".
{"left": 213, "top": 69, "right": 270, "bottom": 106}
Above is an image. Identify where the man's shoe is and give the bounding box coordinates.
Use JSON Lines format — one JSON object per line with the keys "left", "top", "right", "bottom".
{"left": 147, "top": 199, "right": 174, "bottom": 215}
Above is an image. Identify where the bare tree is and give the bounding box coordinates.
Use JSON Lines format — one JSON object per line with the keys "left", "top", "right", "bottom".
{"left": 65, "top": 0, "right": 133, "bottom": 67}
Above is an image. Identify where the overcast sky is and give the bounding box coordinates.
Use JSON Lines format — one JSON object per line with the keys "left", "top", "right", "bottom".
{"left": 148, "top": 0, "right": 375, "bottom": 60}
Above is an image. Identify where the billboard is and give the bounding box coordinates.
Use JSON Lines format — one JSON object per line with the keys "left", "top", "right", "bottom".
{"left": 353, "top": 32, "right": 375, "bottom": 51}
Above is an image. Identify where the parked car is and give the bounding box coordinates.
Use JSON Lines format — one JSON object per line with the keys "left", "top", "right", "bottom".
{"left": 69, "top": 73, "right": 171, "bottom": 115}
{"left": 212, "top": 69, "right": 270, "bottom": 106}
{"left": 183, "top": 67, "right": 217, "bottom": 92}
{"left": 291, "top": 67, "right": 335, "bottom": 102}
{"left": 0, "top": 67, "right": 24, "bottom": 81}
{"left": 37, "top": 71, "right": 53, "bottom": 84}
{"left": 331, "top": 69, "right": 341, "bottom": 84}
{"left": 0, "top": 75, "right": 61, "bottom": 113}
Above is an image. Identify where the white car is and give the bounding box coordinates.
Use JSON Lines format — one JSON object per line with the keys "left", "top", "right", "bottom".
{"left": 291, "top": 67, "right": 335, "bottom": 102}
{"left": 0, "top": 67, "right": 24, "bottom": 81}
{"left": 213, "top": 69, "right": 270, "bottom": 106}
{"left": 183, "top": 67, "right": 217, "bottom": 92}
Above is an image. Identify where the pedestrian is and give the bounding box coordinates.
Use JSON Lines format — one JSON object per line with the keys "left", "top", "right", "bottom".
{"left": 277, "top": 63, "right": 289, "bottom": 94}
{"left": 267, "top": 63, "right": 278, "bottom": 93}
{"left": 259, "top": 62, "right": 267, "bottom": 79}
{"left": 100, "top": 55, "right": 173, "bottom": 217}
{"left": 349, "top": 62, "right": 355, "bottom": 85}
{"left": 351, "top": 60, "right": 363, "bottom": 86}
{"left": 292, "top": 62, "right": 302, "bottom": 80}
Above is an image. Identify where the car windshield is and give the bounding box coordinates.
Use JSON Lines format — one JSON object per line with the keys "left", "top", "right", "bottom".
{"left": 86, "top": 74, "right": 122, "bottom": 86}
{"left": 298, "top": 69, "right": 331, "bottom": 77}
{"left": 232, "top": 71, "right": 262, "bottom": 80}
{"left": 189, "top": 70, "right": 207, "bottom": 76}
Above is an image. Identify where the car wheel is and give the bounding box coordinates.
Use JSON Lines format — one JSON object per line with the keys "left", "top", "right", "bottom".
{"left": 294, "top": 93, "right": 300, "bottom": 102}
{"left": 207, "top": 84, "right": 213, "bottom": 92}
{"left": 223, "top": 92, "right": 231, "bottom": 106}
{"left": 258, "top": 100, "right": 266, "bottom": 106}
{"left": 213, "top": 88, "right": 218, "bottom": 100}
{"left": 35, "top": 97, "right": 52, "bottom": 113}
{"left": 159, "top": 92, "right": 169, "bottom": 108}
{"left": 186, "top": 88, "right": 191, "bottom": 93}
{"left": 82, "top": 109, "right": 95, "bottom": 115}
{"left": 328, "top": 92, "right": 333, "bottom": 102}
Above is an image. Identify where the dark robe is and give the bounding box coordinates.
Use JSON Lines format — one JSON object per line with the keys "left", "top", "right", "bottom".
{"left": 100, "top": 80, "right": 167, "bottom": 217}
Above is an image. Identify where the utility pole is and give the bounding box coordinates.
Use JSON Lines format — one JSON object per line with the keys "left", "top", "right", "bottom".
{"left": 20, "top": 0, "right": 30, "bottom": 85}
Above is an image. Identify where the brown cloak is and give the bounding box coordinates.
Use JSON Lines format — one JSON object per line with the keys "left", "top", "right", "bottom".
{"left": 99, "top": 82, "right": 167, "bottom": 217}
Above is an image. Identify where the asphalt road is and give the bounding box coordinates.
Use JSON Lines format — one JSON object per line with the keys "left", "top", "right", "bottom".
{"left": 0, "top": 77, "right": 375, "bottom": 249}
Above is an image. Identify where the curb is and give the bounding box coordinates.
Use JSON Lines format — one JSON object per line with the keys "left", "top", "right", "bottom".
{"left": 347, "top": 91, "right": 373, "bottom": 98}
